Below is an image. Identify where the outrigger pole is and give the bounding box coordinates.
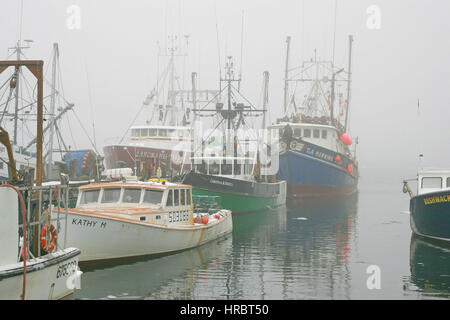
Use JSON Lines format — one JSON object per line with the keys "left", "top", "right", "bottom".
{"left": 283, "top": 36, "right": 291, "bottom": 114}
{"left": 344, "top": 35, "right": 353, "bottom": 133}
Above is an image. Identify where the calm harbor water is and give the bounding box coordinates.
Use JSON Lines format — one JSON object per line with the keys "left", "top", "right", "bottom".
{"left": 69, "top": 175, "right": 450, "bottom": 300}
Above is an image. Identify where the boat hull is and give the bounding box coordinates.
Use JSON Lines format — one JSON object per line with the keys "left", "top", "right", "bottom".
{"left": 182, "top": 172, "right": 286, "bottom": 214}
{"left": 410, "top": 190, "right": 450, "bottom": 242}
{"left": 0, "top": 248, "right": 81, "bottom": 300}
{"left": 277, "top": 139, "right": 358, "bottom": 200}
{"left": 54, "top": 210, "right": 233, "bottom": 262}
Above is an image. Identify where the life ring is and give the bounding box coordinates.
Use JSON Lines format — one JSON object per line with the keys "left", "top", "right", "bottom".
{"left": 40, "top": 224, "right": 57, "bottom": 252}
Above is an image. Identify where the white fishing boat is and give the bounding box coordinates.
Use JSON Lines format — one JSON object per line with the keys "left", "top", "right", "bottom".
{"left": 0, "top": 184, "right": 81, "bottom": 300}
{"left": 52, "top": 178, "right": 233, "bottom": 262}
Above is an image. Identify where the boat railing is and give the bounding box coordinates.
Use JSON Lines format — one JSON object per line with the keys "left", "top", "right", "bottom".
{"left": 16, "top": 183, "right": 74, "bottom": 260}
{"left": 193, "top": 195, "right": 222, "bottom": 215}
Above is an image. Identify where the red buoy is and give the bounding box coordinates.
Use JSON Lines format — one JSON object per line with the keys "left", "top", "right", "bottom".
{"left": 202, "top": 216, "right": 209, "bottom": 224}
{"left": 214, "top": 214, "right": 220, "bottom": 219}
{"left": 348, "top": 164, "right": 353, "bottom": 174}
{"left": 335, "top": 155, "right": 341, "bottom": 162}
{"left": 340, "top": 133, "right": 352, "bottom": 146}
{"left": 194, "top": 216, "right": 201, "bottom": 224}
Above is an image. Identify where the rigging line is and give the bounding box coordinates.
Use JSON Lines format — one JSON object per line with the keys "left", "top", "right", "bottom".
{"left": 197, "top": 85, "right": 228, "bottom": 111}
{"left": 192, "top": 117, "right": 226, "bottom": 155}
{"left": 229, "top": 84, "right": 259, "bottom": 111}
{"left": 332, "top": 0, "right": 338, "bottom": 66}
{"left": 65, "top": 113, "right": 77, "bottom": 150}
{"left": 0, "top": 73, "right": 14, "bottom": 92}
{"left": 239, "top": 10, "right": 244, "bottom": 82}
{"left": 84, "top": 61, "right": 98, "bottom": 152}
{"left": 118, "top": 103, "right": 147, "bottom": 145}
{"left": 0, "top": 85, "right": 16, "bottom": 125}
{"left": 214, "top": 0, "right": 222, "bottom": 81}
{"left": 18, "top": 0, "right": 24, "bottom": 43}
{"left": 71, "top": 110, "right": 98, "bottom": 153}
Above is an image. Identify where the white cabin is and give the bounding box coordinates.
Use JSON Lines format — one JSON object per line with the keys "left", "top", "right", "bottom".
{"left": 417, "top": 169, "right": 450, "bottom": 195}
{"left": 269, "top": 122, "right": 349, "bottom": 155}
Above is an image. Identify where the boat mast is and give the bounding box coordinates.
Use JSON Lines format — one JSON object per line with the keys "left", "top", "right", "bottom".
{"left": 283, "top": 36, "right": 291, "bottom": 114}
{"left": 9, "top": 40, "right": 32, "bottom": 145}
{"left": 262, "top": 71, "right": 269, "bottom": 129}
{"left": 47, "top": 43, "right": 59, "bottom": 179}
{"left": 344, "top": 35, "right": 353, "bottom": 133}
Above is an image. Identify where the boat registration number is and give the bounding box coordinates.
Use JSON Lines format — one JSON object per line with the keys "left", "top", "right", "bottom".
{"left": 168, "top": 212, "right": 189, "bottom": 223}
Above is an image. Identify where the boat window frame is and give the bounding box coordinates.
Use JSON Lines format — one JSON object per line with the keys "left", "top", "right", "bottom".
{"left": 166, "top": 189, "right": 174, "bottom": 207}
{"left": 79, "top": 189, "right": 101, "bottom": 205}
{"left": 143, "top": 189, "right": 164, "bottom": 206}
{"left": 313, "top": 129, "right": 320, "bottom": 138}
{"left": 321, "top": 130, "right": 328, "bottom": 139}
{"left": 101, "top": 187, "right": 122, "bottom": 204}
{"left": 303, "top": 128, "right": 311, "bottom": 138}
{"left": 294, "top": 128, "right": 301, "bottom": 137}
{"left": 122, "top": 188, "right": 143, "bottom": 204}
{"left": 140, "top": 128, "right": 148, "bottom": 137}
{"left": 421, "top": 177, "right": 442, "bottom": 189}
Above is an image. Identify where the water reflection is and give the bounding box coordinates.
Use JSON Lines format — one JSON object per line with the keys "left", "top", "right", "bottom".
{"left": 407, "top": 235, "right": 450, "bottom": 298}
{"left": 70, "top": 235, "right": 234, "bottom": 299}
{"left": 69, "top": 194, "right": 359, "bottom": 299}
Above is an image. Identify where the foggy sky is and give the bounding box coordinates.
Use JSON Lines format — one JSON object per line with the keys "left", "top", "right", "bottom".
{"left": 1, "top": 0, "right": 450, "bottom": 184}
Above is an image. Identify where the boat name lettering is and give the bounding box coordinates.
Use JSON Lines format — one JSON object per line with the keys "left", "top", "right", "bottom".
{"left": 209, "top": 179, "right": 233, "bottom": 187}
{"left": 135, "top": 150, "right": 168, "bottom": 160}
{"left": 168, "top": 212, "right": 189, "bottom": 223}
{"left": 423, "top": 194, "right": 450, "bottom": 205}
{"left": 72, "top": 218, "right": 106, "bottom": 228}
{"left": 56, "top": 260, "right": 77, "bottom": 279}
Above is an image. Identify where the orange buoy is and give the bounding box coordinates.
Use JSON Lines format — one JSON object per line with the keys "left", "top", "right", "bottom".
{"left": 348, "top": 164, "right": 353, "bottom": 174}
{"left": 340, "top": 133, "right": 352, "bottom": 146}
{"left": 335, "top": 155, "right": 341, "bottom": 162}
{"left": 202, "top": 216, "right": 209, "bottom": 224}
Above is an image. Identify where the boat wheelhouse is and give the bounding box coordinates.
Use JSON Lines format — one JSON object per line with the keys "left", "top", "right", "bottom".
{"left": 403, "top": 169, "right": 450, "bottom": 242}
{"left": 54, "top": 179, "right": 233, "bottom": 262}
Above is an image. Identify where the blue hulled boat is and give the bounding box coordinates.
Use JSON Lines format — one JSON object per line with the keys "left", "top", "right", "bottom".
{"left": 268, "top": 36, "right": 359, "bottom": 201}
{"left": 403, "top": 170, "right": 450, "bottom": 242}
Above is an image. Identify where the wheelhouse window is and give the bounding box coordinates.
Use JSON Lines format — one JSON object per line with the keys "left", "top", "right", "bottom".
{"left": 101, "top": 188, "right": 121, "bottom": 203}
{"left": 303, "top": 129, "right": 311, "bottom": 138}
{"left": 447, "top": 177, "right": 450, "bottom": 188}
{"left": 234, "top": 163, "right": 241, "bottom": 175}
{"left": 148, "top": 128, "right": 157, "bottom": 136}
{"left": 143, "top": 189, "right": 163, "bottom": 205}
{"left": 158, "top": 129, "right": 167, "bottom": 137}
{"left": 174, "top": 189, "right": 180, "bottom": 206}
{"left": 131, "top": 129, "right": 139, "bottom": 137}
{"left": 294, "top": 128, "right": 301, "bottom": 137}
{"left": 313, "top": 129, "right": 320, "bottom": 138}
{"left": 421, "top": 177, "right": 442, "bottom": 189}
{"left": 221, "top": 164, "right": 232, "bottom": 175}
{"left": 321, "top": 130, "right": 327, "bottom": 139}
{"left": 196, "top": 163, "right": 207, "bottom": 174}
{"left": 140, "top": 128, "right": 148, "bottom": 137}
{"left": 80, "top": 189, "right": 100, "bottom": 205}
{"left": 166, "top": 189, "right": 173, "bottom": 207}
{"left": 209, "top": 163, "right": 220, "bottom": 175}
{"left": 180, "top": 189, "right": 185, "bottom": 206}
{"left": 123, "top": 188, "right": 142, "bottom": 203}
{"left": 186, "top": 189, "right": 191, "bottom": 205}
